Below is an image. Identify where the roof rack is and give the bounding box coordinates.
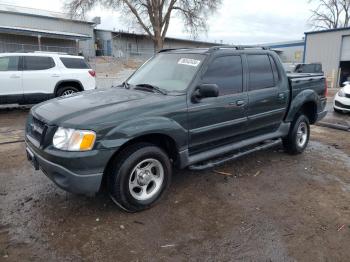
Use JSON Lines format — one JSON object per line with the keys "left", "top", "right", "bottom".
{"left": 208, "top": 45, "right": 270, "bottom": 52}
{"left": 158, "top": 48, "right": 192, "bottom": 53}
{"left": 33, "top": 51, "right": 68, "bottom": 55}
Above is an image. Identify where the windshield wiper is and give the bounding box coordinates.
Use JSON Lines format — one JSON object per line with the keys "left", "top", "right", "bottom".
{"left": 134, "top": 83, "right": 168, "bottom": 95}
{"left": 115, "top": 82, "right": 130, "bottom": 89}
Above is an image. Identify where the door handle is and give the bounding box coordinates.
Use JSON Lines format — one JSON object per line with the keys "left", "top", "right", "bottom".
{"left": 278, "top": 93, "right": 285, "bottom": 100}
{"left": 235, "top": 100, "right": 245, "bottom": 106}
{"left": 51, "top": 74, "right": 60, "bottom": 77}
{"left": 10, "top": 74, "right": 20, "bottom": 79}
{"left": 227, "top": 100, "right": 245, "bottom": 107}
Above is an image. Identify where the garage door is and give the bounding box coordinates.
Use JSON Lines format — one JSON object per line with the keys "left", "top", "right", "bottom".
{"left": 341, "top": 36, "right": 350, "bottom": 61}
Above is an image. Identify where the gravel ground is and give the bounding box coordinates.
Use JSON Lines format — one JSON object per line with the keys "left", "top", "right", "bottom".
{"left": 93, "top": 57, "right": 141, "bottom": 89}
{"left": 0, "top": 109, "right": 350, "bottom": 261}
{"left": 96, "top": 68, "right": 136, "bottom": 89}
{"left": 319, "top": 89, "right": 350, "bottom": 130}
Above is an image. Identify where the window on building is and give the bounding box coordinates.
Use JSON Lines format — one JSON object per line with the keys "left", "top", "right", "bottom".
{"left": 0, "top": 56, "right": 19, "bottom": 71}
{"left": 60, "top": 57, "right": 90, "bottom": 69}
{"left": 247, "top": 54, "right": 275, "bottom": 91}
{"left": 202, "top": 55, "right": 243, "bottom": 96}
{"left": 23, "top": 56, "right": 55, "bottom": 71}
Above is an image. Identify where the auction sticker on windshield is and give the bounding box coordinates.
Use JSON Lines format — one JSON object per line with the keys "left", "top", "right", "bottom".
{"left": 178, "top": 58, "right": 201, "bottom": 67}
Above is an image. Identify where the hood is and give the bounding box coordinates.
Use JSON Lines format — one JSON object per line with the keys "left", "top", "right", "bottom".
{"left": 343, "top": 85, "right": 350, "bottom": 94}
{"left": 32, "top": 88, "right": 173, "bottom": 127}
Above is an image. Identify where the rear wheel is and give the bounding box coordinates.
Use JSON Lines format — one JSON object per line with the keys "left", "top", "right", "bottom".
{"left": 56, "top": 86, "right": 79, "bottom": 97}
{"left": 283, "top": 114, "right": 310, "bottom": 155}
{"left": 107, "top": 143, "right": 172, "bottom": 212}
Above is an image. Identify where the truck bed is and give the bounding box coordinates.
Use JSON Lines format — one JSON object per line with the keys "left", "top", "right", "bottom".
{"left": 287, "top": 73, "right": 324, "bottom": 78}
{"left": 287, "top": 73, "right": 326, "bottom": 99}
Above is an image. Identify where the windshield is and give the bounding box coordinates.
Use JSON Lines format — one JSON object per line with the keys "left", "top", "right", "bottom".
{"left": 127, "top": 53, "right": 205, "bottom": 92}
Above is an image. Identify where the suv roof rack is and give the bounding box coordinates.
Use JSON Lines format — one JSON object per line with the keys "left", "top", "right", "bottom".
{"left": 33, "top": 51, "right": 68, "bottom": 55}
{"left": 208, "top": 45, "right": 270, "bottom": 52}
{"left": 158, "top": 48, "right": 192, "bottom": 53}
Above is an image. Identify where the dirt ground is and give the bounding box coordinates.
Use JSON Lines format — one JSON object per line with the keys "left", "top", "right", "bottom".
{"left": 1, "top": 109, "right": 350, "bottom": 261}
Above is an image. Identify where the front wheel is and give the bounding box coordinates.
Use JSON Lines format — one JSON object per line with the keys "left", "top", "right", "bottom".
{"left": 107, "top": 143, "right": 172, "bottom": 212}
{"left": 283, "top": 114, "right": 310, "bottom": 155}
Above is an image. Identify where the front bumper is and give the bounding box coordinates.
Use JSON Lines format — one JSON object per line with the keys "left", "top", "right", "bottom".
{"left": 334, "top": 94, "right": 350, "bottom": 112}
{"left": 25, "top": 139, "right": 113, "bottom": 195}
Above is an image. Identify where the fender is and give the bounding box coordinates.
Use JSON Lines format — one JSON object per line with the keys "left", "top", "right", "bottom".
{"left": 54, "top": 80, "right": 84, "bottom": 95}
{"left": 285, "top": 89, "right": 319, "bottom": 122}
{"left": 99, "top": 116, "right": 188, "bottom": 152}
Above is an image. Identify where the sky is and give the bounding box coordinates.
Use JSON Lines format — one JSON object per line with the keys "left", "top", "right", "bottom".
{"left": 1, "top": 0, "right": 315, "bottom": 44}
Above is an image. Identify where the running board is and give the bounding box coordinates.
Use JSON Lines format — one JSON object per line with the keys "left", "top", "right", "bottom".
{"left": 189, "top": 139, "right": 281, "bottom": 171}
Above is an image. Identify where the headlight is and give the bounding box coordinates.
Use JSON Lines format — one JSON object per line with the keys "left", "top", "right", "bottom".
{"left": 338, "top": 88, "right": 345, "bottom": 97}
{"left": 53, "top": 127, "right": 96, "bottom": 151}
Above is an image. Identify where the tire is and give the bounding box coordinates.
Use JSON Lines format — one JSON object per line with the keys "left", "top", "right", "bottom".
{"left": 282, "top": 114, "right": 310, "bottom": 155}
{"left": 56, "top": 86, "right": 79, "bottom": 97}
{"left": 107, "top": 143, "right": 172, "bottom": 212}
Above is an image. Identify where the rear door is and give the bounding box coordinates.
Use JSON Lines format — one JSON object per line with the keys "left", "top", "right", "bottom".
{"left": 22, "top": 55, "right": 60, "bottom": 103}
{"left": 188, "top": 54, "right": 248, "bottom": 154}
{"left": 245, "top": 53, "right": 287, "bottom": 134}
{"left": 0, "top": 56, "right": 22, "bottom": 104}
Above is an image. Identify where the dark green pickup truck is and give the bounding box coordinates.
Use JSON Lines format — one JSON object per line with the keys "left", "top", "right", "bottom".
{"left": 25, "top": 46, "right": 327, "bottom": 212}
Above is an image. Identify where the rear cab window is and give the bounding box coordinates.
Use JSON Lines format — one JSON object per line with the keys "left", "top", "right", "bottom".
{"left": 0, "top": 56, "right": 19, "bottom": 71}
{"left": 23, "top": 56, "right": 55, "bottom": 70}
{"left": 60, "top": 57, "right": 90, "bottom": 69}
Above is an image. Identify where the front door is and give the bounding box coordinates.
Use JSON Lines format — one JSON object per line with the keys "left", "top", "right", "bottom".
{"left": 188, "top": 55, "right": 248, "bottom": 154}
{"left": 0, "top": 56, "right": 22, "bottom": 104}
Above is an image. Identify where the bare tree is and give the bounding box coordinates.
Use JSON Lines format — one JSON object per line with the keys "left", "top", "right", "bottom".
{"left": 340, "top": 0, "right": 350, "bottom": 26}
{"left": 66, "top": 0, "right": 222, "bottom": 51}
{"left": 309, "top": 0, "right": 350, "bottom": 29}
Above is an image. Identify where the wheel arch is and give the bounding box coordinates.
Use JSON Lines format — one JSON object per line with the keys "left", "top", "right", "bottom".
{"left": 299, "top": 101, "right": 318, "bottom": 124}
{"left": 100, "top": 132, "right": 180, "bottom": 191}
{"left": 285, "top": 90, "right": 319, "bottom": 124}
{"left": 54, "top": 80, "right": 84, "bottom": 96}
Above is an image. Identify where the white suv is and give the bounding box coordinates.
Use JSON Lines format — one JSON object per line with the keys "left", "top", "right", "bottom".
{"left": 0, "top": 52, "right": 96, "bottom": 104}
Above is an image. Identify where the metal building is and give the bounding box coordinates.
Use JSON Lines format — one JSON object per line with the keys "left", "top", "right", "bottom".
{"left": 94, "top": 29, "right": 221, "bottom": 59}
{"left": 304, "top": 27, "right": 350, "bottom": 88}
{"left": 262, "top": 40, "right": 305, "bottom": 63}
{"left": 0, "top": 3, "right": 98, "bottom": 57}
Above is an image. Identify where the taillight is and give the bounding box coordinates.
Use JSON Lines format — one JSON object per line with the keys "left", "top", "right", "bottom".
{"left": 88, "top": 70, "right": 96, "bottom": 77}
{"left": 324, "top": 78, "right": 328, "bottom": 97}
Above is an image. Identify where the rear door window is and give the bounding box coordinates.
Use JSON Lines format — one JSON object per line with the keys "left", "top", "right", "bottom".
{"left": 247, "top": 54, "right": 275, "bottom": 91}
{"left": 23, "top": 56, "right": 55, "bottom": 70}
{"left": 202, "top": 55, "right": 243, "bottom": 96}
{"left": 60, "top": 57, "right": 90, "bottom": 69}
{"left": 0, "top": 56, "right": 19, "bottom": 71}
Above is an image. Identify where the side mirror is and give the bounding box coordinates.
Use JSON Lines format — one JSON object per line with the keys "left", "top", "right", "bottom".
{"left": 342, "top": 81, "right": 350, "bottom": 86}
{"left": 192, "top": 84, "right": 219, "bottom": 103}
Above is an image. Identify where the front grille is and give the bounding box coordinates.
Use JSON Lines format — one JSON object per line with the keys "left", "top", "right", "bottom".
{"left": 335, "top": 100, "right": 350, "bottom": 109}
{"left": 27, "top": 115, "right": 47, "bottom": 145}
{"left": 345, "top": 93, "right": 350, "bottom": 98}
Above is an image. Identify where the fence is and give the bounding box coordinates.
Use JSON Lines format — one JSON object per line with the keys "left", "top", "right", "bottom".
{"left": 0, "top": 41, "right": 78, "bottom": 55}
{"left": 96, "top": 47, "right": 155, "bottom": 64}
